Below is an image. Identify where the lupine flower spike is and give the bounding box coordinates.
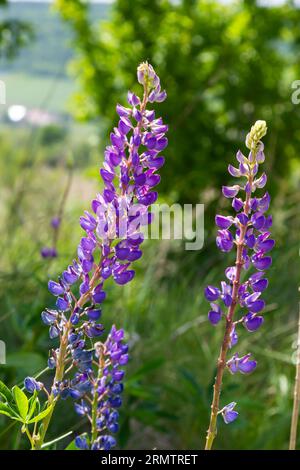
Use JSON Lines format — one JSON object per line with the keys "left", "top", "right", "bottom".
{"left": 204, "top": 121, "right": 274, "bottom": 450}
{"left": 23, "top": 62, "right": 167, "bottom": 450}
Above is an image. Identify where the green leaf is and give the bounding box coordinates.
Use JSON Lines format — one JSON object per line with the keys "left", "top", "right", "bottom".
{"left": 0, "top": 402, "right": 22, "bottom": 421}
{"left": 12, "top": 386, "right": 28, "bottom": 421}
{"left": 27, "top": 395, "right": 38, "bottom": 421}
{"left": 0, "top": 402, "right": 15, "bottom": 418}
{"left": 65, "top": 439, "right": 79, "bottom": 450}
{"left": 0, "top": 380, "right": 13, "bottom": 403}
{"left": 26, "top": 405, "right": 53, "bottom": 424}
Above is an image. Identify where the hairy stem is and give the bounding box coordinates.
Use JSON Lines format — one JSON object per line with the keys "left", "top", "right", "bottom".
{"left": 289, "top": 302, "right": 300, "bottom": 450}
{"left": 205, "top": 176, "right": 252, "bottom": 450}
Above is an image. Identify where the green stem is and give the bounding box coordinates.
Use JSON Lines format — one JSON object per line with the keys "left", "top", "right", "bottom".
{"left": 24, "top": 426, "right": 35, "bottom": 450}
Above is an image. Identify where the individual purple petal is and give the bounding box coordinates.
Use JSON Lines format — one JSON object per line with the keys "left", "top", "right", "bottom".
{"left": 229, "top": 326, "right": 238, "bottom": 348}
{"left": 227, "top": 354, "right": 239, "bottom": 374}
{"left": 113, "top": 270, "right": 135, "bottom": 285}
{"left": 80, "top": 213, "right": 97, "bottom": 232}
{"left": 147, "top": 156, "right": 165, "bottom": 169}
{"left": 216, "top": 230, "right": 233, "bottom": 252}
{"left": 48, "top": 281, "right": 64, "bottom": 296}
{"left": 215, "top": 215, "right": 233, "bottom": 229}
{"left": 222, "top": 402, "right": 238, "bottom": 424}
{"left": 228, "top": 164, "right": 241, "bottom": 177}
{"left": 257, "top": 192, "right": 270, "bottom": 212}
{"left": 251, "top": 213, "right": 266, "bottom": 230}
{"left": 41, "top": 309, "right": 58, "bottom": 325}
{"left": 225, "top": 266, "right": 236, "bottom": 282}
{"left": 243, "top": 313, "right": 264, "bottom": 332}
{"left": 236, "top": 149, "right": 247, "bottom": 163}
{"left": 56, "top": 297, "right": 69, "bottom": 311}
{"left": 127, "top": 91, "right": 140, "bottom": 106}
{"left": 92, "top": 290, "right": 106, "bottom": 304}
{"left": 252, "top": 256, "right": 272, "bottom": 270}
{"left": 245, "top": 233, "right": 256, "bottom": 248}
{"left": 236, "top": 213, "right": 248, "bottom": 226}
{"left": 256, "top": 148, "right": 265, "bottom": 163}
{"left": 255, "top": 172, "right": 267, "bottom": 188}
{"left": 222, "top": 185, "right": 239, "bottom": 198}
{"left": 256, "top": 239, "right": 275, "bottom": 253}
{"left": 116, "top": 103, "right": 131, "bottom": 117}
{"left": 205, "top": 286, "right": 220, "bottom": 301}
{"left": 232, "top": 198, "right": 244, "bottom": 212}
{"left": 138, "top": 191, "right": 158, "bottom": 206}
{"left": 208, "top": 310, "right": 222, "bottom": 325}
{"left": 245, "top": 293, "right": 265, "bottom": 313}
{"left": 251, "top": 278, "right": 268, "bottom": 292}
{"left": 223, "top": 410, "right": 238, "bottom": 424}
{"left": 156, "top": 137, "right": 168, "bottom": 151}
{"left": 127, "top": 250, "right": 142, "bottom": 261}
{"left": 118, "top": 117, "right": 132, "bottom": 135}
{"left": 87, "top": 309, "right": 102, "bottom": 321}
{"left": 49, "top": 325, "right": 60, "bottom": 339}
{"left": 262, "top": 215, "right": 272, "bottom": 231}
{"left": 100, "top": 168, "right": 115, "bottom": 183}
{"left": 238, "top": 355, "right": 257, "bottom": 374}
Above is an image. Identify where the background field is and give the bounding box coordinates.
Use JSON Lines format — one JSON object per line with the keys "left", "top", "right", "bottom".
{"left": 0, "top": 0, "right": 299, "bottom": 450}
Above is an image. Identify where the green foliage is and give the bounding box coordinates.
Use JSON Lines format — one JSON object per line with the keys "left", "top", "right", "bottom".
{"left": 0, "top": 1, "right": 109, "bottom": 76}
{"left": 0, "top": 381, "right": 52, "bottom": 427}
{"left": 0, "top": 0, "right": 34, "bottom": 60}
{"left": 56, "top": 0, "right": 300, "bottom": 202}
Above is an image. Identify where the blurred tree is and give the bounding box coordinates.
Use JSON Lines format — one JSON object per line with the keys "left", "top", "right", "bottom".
{"left": 55, "top": 0, "right": 300, "bottom": 202}
{"left": 0, "top": 0, "right": 33, "bottom": 59}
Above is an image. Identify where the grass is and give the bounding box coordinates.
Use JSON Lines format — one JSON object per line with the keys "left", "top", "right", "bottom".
{"left": 0, "top": 72, "right": 75, "bottom": 114}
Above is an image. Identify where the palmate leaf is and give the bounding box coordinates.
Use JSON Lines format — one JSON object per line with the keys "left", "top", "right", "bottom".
{"left": 0, "top": 402, "right": 21, "bottom": 421}
{"left": 12, "top": 386, "right": 28, "bottom": 420}
{"left": 0, "top": 380, "right": 13, "bottom": 403}
{"left": 0, "top": 402, "right": 14, "bottom": 418}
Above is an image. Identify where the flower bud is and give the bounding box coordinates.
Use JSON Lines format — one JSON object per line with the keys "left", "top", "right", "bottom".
{"left": 245, "top": 120, "right": 267, "bottom": 151}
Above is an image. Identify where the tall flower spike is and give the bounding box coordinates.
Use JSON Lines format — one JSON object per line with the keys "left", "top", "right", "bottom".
{"left": 204, "top": 121, "right": 273, "bottom": 450}
{"left": 33, "top": 63, "right": 167, "bottom": 450}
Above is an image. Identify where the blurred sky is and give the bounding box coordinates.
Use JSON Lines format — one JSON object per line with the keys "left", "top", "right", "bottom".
{"left": 7, "top": 0, "right": 300, "bottom": 6}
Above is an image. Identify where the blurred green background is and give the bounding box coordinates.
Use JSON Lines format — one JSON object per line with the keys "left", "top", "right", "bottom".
{"left": 0, "top": 0, "right": 299, "bottom": 450}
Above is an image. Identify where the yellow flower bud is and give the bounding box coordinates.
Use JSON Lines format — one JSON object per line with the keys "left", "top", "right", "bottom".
{"left": 245, "top": 120, "right": 267, "bottom": 151}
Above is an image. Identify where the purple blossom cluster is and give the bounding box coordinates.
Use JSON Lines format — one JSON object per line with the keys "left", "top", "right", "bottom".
{"left": 204, "top": 120, "right": 274, "bottom": 429}
{"left": 74, "top": 325, "right": 128, "bottom": 450}
{"left": 24, "top": 62, "right": 167, "bottom": 450}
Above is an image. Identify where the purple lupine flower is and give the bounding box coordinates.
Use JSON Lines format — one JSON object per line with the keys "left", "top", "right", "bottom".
{"left": 221, "top": 402, "right": 238, "bottom": 424}
{"left": 24, "top": 377, "right": 43, "bottom": 394}
{"left": 205, "top": 121, "right": 273, "bottom": 449}
{"left": 72, "top": 325, "right": 128, "bottom": 450}
{"left": 37, "top": 63, "right": 167, "bottom": 450}
{"left": 227, "top": 353, "right": 257, "bottom": 374}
